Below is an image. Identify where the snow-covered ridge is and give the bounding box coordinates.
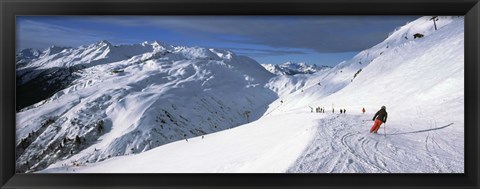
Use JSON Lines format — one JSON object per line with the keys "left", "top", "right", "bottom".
{"left": 265, "top": 16, "right": 462, "bottom": 107}
{"left": 261, "top": 62, "right": 330, "bottom": 76}
{"left": 16, "top": 40, "right": 277, "bottom": 173}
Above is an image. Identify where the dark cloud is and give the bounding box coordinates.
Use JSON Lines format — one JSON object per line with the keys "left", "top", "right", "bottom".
{"left": 17, "top": 16, "right": 420, "bottom": 56}
{"left": 89, "top": 16, "right": 420, "bottom": 53}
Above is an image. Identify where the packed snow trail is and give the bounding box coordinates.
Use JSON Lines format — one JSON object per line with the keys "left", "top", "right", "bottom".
{"left": 287, "top": 113, "right": 463, "bottom": 173}
{"left": 41, "top": 111, "right": 324, "bottom": 173}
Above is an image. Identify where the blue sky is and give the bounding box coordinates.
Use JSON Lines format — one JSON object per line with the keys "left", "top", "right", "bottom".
{"left": 16, "top": 16, "right": 419, "bottom": 67}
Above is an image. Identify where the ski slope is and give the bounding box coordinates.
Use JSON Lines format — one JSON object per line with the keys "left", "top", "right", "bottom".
{"left": 42, "top": 111, "right": 462, "bottom": 173}
{"left": 287, "top": 114, "right": 461, "bottom": 173}
{"left": 32, "top": 16, "right": 464, "bottom": 173}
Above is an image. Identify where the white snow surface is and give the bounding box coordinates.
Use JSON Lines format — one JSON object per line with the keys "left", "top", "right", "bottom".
{"left": 20, "top": 16, "right": 463, "bottom": 173}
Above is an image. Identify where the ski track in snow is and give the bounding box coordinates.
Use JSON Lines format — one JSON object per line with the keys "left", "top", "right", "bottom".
{"left": 287, "top": 113, "right": 462, "bottom": 173}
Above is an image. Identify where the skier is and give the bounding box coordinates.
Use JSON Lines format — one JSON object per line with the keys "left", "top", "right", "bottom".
{"left": 340, "top": 109, "right": 343, "bottom": 114}
{"left": 344, "top": 109, "right": 346, "bottom": 114}
{"left": 332, "top": 108, "right": 335, "bottom": 114}
{"left": 370, "top": 106, "right": 388, "bottom": 133}
{"left": 362, "top": 107, "right": 366, "bottom": 114}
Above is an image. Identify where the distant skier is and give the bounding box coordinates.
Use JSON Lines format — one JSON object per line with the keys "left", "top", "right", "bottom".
{"left": 344, "top": 109, "right": 346, "bottom": 114}
{"left": 310, "top": 106, "right": 313, "bottom": 113}
{"left": 184, "top": 134, "right": 188, "bottom": 142}
{"left": 370, "top": 106, "right": 388, "bottom": 133}
{"left": 362, "top": 107, "right": 366, "bottom": 114}
{"left": 332, "top": 108, "right": 334, "bottom": 114}
{"left": 340, "top": 109, "right": 343, "bottom": 114}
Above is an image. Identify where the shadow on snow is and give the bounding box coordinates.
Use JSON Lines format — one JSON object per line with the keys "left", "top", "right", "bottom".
{"left": 385, "top": 123, "right": 454, "bottom": 136}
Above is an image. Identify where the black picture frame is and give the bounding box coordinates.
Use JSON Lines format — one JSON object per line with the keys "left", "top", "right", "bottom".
{"left": 1, "top": 0, "right": 479, "bottom": 188}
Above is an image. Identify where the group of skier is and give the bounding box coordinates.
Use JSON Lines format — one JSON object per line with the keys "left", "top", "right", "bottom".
{"left": 311, "top": 107, "right": 348, "bottom": 114}
{"left": 309, "top": 105, "right": 388, "bottom": 134}
{"left": 312, "top": 107, "right": 326, "bottom": 113}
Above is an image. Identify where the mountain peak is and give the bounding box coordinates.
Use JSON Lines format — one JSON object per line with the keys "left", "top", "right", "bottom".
{"left": 97, "top": 40, "right": 113, "bottom": 47}
{"left": 43, "top": 45, "right": 70, "bottom": 56}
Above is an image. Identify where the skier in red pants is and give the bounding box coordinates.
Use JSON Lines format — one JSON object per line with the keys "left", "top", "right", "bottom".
{"left": 370, "top": 106, "right": 388, "bottom": 133}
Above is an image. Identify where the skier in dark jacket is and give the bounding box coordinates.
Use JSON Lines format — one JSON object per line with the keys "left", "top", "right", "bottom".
{"left": 370, "top": 106, "right": 388, "bottom": 133}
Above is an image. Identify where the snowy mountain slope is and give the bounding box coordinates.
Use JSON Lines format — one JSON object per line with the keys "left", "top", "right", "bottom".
{"left": 261, "top": 62, "right": 330, "bottom": 75}
{"left": 16, "top": 41, "right": 164, "bottom": 85}
{"left": 315, "top": 17, "right": 464, "bottom": 123}
{"left": 15, "top": 41, "right": 169, "bottom": 111}
{"left": 264, "top": 68, "right": 331, "bottom": 98}
{"left": 265, "top": 16, "right": 462, "bottom": 115}
{"left": 15, "top": 42, "right": 277, "bottom": 173}
{"left": 32, "top": 16, "right": 464, "bottom": 173}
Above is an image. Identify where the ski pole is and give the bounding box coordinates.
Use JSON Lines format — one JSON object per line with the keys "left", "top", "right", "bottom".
{"left": 384, "top": 122, "right": 386, "bottom": 136}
